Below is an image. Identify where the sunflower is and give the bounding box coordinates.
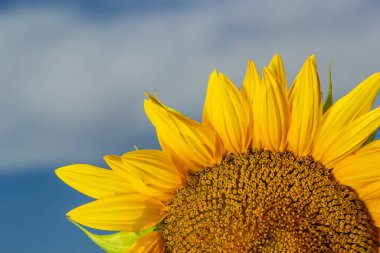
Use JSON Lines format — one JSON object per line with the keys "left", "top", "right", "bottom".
{"left": 56, "top": 54, "right": 380, "bottom": 252}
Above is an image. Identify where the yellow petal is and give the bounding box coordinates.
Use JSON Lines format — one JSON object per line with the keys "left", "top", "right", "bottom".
{"left": 317, "top": 107, "right": 380, "bottom": 167}
{"left": 252, "top": 67, "right": 289, "bottom": 151}
{"left": 202, "top": 71, "right": 251, "bottom": 153}
{"left": 333, "top": 140, "right": 380, "bottom": 189}
{"left": 313, "top": 73, "right": 380, "bottom": 161}
{"left": 168, "top": 150, "right": 189, "bottom": 178}
{"left": 67, "top": 194, "right": 167, "bottom": 232}
{"left": 104, "top": 155, "right": 172, "bottom": 201}
{"left": 121, "top": 150, "right": 184, "bottom": 192}
{"left": 104, "top": 155, "right": 140, "bottom": 182}
{"left": 356, "top": 181, "right": 380, "bottom": 201}
{"left": 268, "top": 54, "right": 287, "bottom": 94}
{"left": 241, "top": 59, "right": 261, "bottom": 105}
{"left": 55, "top": 164, "right": 132, "bottom": 199}
{"left": 241, "top": 59, "right": 261, "bottom": 148}
{"left": 144, "top": 94, "right": 224, "bottom": 171}
{"left": 129, "top": 232, "right": 165, "bottom": 253}
{"left": 287, "top": 55, "right": 322, "bottom": 156}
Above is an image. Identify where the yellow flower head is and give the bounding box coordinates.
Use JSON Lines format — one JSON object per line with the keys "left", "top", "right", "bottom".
{"left": 56, "top": 55, "right": 380, "bottom": 252}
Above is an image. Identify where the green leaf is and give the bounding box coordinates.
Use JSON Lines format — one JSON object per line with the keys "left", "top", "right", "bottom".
{"left": 323, "top": 62, "right": 334, "bottom": 113}
{"left": 69, "top": 219, "right": 154, "bottom": 253}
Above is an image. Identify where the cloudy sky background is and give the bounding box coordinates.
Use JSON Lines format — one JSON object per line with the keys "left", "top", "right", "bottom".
{"left": 1, "top": 1, "right": 380, "bottom": 252}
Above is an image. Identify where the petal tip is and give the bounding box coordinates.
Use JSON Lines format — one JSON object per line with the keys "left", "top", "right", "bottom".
{"left": 144, "top": 92, "right": 154, "bottom": 100}
{"left": 272, "top": 53, "right": 282, "bottom": 60}
{"left": 55, "top": 165, "right": 74, "bottom": 180}
{"left": 55, "top": 167, "right": 63, "bottom": 177}
{"left": 308, "top": 54, "right": 316, "bottom": 61}
{"left": 210, "top": 69, "right": 218, "bottom": 78}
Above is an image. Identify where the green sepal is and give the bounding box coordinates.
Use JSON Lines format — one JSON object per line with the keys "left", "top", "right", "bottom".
{"left": 363, "top": 128, "right": 378, "bottom": 146}
{"left": 323, "top": 63, "right": 334, "bottom": 113}
{"left": 69, "top": 219, "right": 154, "bottom": 253}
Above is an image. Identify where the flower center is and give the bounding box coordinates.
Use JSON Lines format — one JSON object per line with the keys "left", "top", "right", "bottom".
{"left": 157, "top": 149, "right": 378, "bottom": 252}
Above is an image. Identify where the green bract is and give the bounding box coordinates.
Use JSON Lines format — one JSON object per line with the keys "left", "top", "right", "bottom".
{"left": 71, "top": 219, "right": 154, "bottom": 253}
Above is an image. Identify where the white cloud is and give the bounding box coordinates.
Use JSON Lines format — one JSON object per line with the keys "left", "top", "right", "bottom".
{"left": 0, "top": 1, "right": 379, "bottom": 172}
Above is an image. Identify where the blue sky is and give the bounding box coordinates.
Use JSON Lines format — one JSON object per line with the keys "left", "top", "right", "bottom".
{"left": 1, "top": 1, "right": 380, "bottom": 252}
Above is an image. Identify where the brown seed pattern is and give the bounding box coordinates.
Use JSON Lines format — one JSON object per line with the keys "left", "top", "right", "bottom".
{"left": 157, "top": 149, "right": 378, "bottom": 252}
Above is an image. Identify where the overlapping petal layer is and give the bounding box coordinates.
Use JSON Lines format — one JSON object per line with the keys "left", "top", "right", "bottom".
{"left": 241, "top": 59, "right": 261, "bottom": 148}
{"left": 268, "top": 54, "right": 287, "bottom": 94}
{"left": 144, "top": 94, "right": 224, "bottom": 171}
{"left": 56, "top": 164, "right": 134, "bottom": 199}
{"left": 104, "top": 155, "right": 172, "bottom": 201}
{"left": 288, "top": 55, "right": 322, "bottom": 156}
{"left": 313, "top": 73, "right": 380, "bottom": 165}
{"left": 333, "top": 140, "right": 380, "bottom": 189}
{"left": 121, "top": 150, "right": 184, "bottom": 192}
{"left": 320, "top": 107, "right": 380, "bottom": 167}
{"left": 203, "top": 71, "right": 251, "bottom": 153}
{"left": 241, "top": 59, "right": 261, "bottom": 105}
{"left": 67, "top": 194, "right": 167, "bottom": 231}
{"left": 252, "top": 67, "right": 289, "bottom": 151}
